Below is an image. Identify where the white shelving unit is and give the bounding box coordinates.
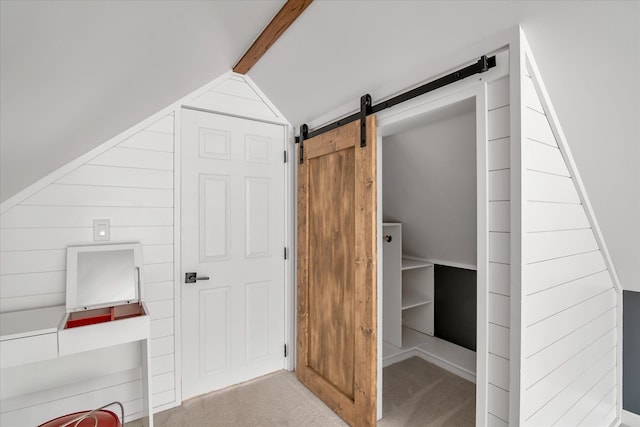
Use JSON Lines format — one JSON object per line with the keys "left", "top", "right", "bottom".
{"left": 383, "top": 223, "right": 434, "bottom": 348}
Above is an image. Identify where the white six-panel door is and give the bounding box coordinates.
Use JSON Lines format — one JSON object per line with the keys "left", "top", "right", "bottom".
{"left": 181, "top": 108, "right": 286, "bottom": 399}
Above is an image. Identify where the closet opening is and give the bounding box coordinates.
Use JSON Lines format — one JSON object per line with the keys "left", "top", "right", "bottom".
{"left": 376, "top": 90, "right": 485, "bottom": 425}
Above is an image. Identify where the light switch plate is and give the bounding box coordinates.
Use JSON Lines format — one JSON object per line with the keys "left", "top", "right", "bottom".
{"left": 93, "top": 219, "right": 110, "bottom": 241}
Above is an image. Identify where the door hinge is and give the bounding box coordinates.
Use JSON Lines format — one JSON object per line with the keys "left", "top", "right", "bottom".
{"left": 284, "top": 247, "right": 288, "bottom": 260}
{"left": 284, "top": 150, "right": 288, "bottom": 163}
{"left": 284, "top": 344, "right": 288, "bottom": 358}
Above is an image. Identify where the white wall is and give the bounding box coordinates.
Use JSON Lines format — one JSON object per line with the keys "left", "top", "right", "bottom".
{"left": 0, "top": 72, "right": 289, "bottom": 426}
{"left": 517, "top": 56, "right": 619, "bottom": 427}
{"left": 0, "top": 114, "right": 177, "bottom": 425}
{"left": 382, "top": 101, "right": 477, "bottom": 267}
{"left": 486, "top": 77, "right": 512, "bottom": 427}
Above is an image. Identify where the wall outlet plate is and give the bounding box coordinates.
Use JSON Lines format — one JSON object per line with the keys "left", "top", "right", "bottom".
{"left": 93, "top": 219, "right": 110, "bottom": 241}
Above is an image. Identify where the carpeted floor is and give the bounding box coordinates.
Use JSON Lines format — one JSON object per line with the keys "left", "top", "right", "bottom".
{"left": 126, "top": 356, "right": 475, "bottom": 426}
{"left": 378, "top": 357, "right": 475, "bottom": 426}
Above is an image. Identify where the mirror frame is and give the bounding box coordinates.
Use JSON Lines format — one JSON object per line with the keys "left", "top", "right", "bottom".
{"left": 66, "top": 243, "right": 144, "bottom": 312}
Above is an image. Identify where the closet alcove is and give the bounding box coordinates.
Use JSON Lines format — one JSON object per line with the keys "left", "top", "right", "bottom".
{"left": 379, "top": 96, "right": 478, "bottom": 418}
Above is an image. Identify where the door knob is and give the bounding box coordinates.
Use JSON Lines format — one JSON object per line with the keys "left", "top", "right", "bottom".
{"left": 383, "top": 235, "right": 392, "bottom": 242}
{"left": 185, "top": 272, "right": 210, "bottom": 283}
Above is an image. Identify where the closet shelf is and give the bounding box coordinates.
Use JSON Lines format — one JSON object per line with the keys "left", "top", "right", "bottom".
{"left": 401, "top": 258, "right": 433, "bottom": 271}
{"left": 401, "top": 291, "right": 433, "bottom": 310}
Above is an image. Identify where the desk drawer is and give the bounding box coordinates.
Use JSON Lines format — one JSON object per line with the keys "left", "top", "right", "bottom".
{"left": 0, "top": 333, "right": 58, "bottom": 368}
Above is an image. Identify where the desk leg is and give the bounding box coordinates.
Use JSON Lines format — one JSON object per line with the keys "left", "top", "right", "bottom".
{"left": 141, "top": 338, "right": 154, "bottom": 427}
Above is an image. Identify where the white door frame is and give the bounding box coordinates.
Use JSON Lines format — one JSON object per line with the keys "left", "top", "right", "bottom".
{"left": 374, "top": 81, "right": 493, "bottom": 423}
{"left": 174, "top": 104, "right": 295, "bottom": 404}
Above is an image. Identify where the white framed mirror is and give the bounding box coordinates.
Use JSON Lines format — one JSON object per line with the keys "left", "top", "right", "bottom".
{"left": 66, "top": 243, "right": 144, "bottom": 311}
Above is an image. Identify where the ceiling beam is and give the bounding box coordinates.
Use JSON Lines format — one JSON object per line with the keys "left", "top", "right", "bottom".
{"left": 233, "top": 0, "right": 313, "bottom": 74}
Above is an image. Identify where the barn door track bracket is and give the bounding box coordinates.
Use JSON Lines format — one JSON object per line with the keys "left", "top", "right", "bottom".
{"left": 295, "top": 54, "right": 496, "bottom": 143}
{"left": 360, "top": 94, "right": 372, "bottom": 147}
{"left": 298, "top": 124, "right": 308, "bottom": 164}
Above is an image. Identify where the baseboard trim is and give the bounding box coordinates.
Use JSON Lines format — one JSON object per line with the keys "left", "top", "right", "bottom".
{"left": 623, "top": 410, "right": 640, "bottom": 426}
{"left": 414, "top": 347, "right": 476, "bottom": 384}
{"left": 383, "top": 347, "right": 476, "bottom": 384}
{"left": 382, "top": 348, "right": 419, "bottom": 368}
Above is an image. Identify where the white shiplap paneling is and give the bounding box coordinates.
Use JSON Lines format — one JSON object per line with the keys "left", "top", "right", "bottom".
{"left": 489, "top": 138, "right": 510, "bottom": 171}
{"left": 525, "top": 270, "right": 612, "bottom": 326}
{"left": 489, "top": 353, "right": 510, "bottom": 391}
{"left": 524, "top": 139, "right": 570, "bottom": 177}
{"left": 0, "top": 73, "right": 289, "bottom": 424}
{"left": 486, "top": 78, "right": 511, "bottom": 425}
{"left": 0, "top": 206, "right": 173, "bottom": 228}
{"left": 88, "top": 147, "right": 173, "bottom": 170}
{"left": 489, "top": 323, "right": 510, "bottom": 360}
{"left": 489, "top": 201, "right": 510, "bottom": 232}
{"left": 527, "top": 201, "right": 590, "bottom": 233}
{"left": 0, "top": 113, "right": 177, "bottom": 425}
{"left": 489, "top": 262, "right": 510, "bottom": 297}
{"left": 526, "top": 228, "right": 598, "bottom": 264}
{"left": 118, "top": 130, "right": 174, "bottom": 152}
{"left": 524, "top": 289, "right": 616, "bottom": 358}
{"left": 526, "top": 171, "right": 580, "bottom": 203}
{"left": 524, "top": 307, "right": 616, "bottom": 388}
{"left": 521, "top": 65, "right": 619, "bottom": 425}
{"left": 525, "top": 250, "right": 606, "bottom": 295}
{"left": 57, "top": 164, "right": 173, "bottom": 189}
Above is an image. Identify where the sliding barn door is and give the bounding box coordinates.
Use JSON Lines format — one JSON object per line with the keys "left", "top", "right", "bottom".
{"left": 296, "top": 117, "right": 377, "bottom": 427}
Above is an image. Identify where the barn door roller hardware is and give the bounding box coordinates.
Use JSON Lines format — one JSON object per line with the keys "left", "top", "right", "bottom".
{"left": 296, "top": 54, "right": 496, "bottom": 163}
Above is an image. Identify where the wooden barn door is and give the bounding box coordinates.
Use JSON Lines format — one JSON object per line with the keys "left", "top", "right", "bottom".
{"left": 296, "top": 117, "right": 377, "bottom": 427}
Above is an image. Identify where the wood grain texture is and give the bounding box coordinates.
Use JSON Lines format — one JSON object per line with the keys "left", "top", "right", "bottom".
{"left": 353, "top": 115, "right": 377, "bottom": 426}
{"left": 233, "top": 0, "right": 313, "bottom": 74}
{"left": 308, "top": 146, "right": 356, "bottom": 397}
{"left": 296, "top": 117, "right": 376, "bottom": 426}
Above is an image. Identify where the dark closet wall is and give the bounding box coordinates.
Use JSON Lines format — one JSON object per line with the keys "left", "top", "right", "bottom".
{"left": 434, "top": 264, "right": 476, "bottom": 351}
{"left": 624, "top": 290, "right": 640, "bottom": 414}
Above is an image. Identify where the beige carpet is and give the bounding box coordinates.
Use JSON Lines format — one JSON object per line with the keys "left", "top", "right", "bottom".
{"left": 126, "top": 356, "right": 474, "bottom": 426}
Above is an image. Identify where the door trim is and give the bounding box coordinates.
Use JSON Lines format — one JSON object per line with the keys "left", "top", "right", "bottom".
{"left": 176, "top": 106, "right": 293, "bottom": 401}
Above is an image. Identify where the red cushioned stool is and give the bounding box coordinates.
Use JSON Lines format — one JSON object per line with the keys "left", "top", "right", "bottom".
{"left": 38, "top": 401, "right": 124, "bottom": 427}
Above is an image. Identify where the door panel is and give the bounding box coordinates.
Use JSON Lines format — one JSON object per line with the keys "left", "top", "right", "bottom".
{"left": 297, "top": 117, "right": 377, "bottom": 426}
{"left": 181, "top": 108, "right": 286, "bottom": 400}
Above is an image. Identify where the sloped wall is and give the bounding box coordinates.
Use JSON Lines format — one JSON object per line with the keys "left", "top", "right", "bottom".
{"left": 0, "top": 72, "right": 288, "bottom": 426}
{"left": 518, "top": 61, "right": 619, "bottom": 426}
{"left": 382, "top": 101, "right": 477, "bottom": 267}
{"left": 0, "top": 113, "right": 176, "bottom": 424}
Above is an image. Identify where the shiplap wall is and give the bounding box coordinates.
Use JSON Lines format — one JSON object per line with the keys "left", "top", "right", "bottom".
{"left": 188, "top": 74, "right": 282, "bottom": 121}
{"left": 0, "top": 113, "right": 176, "bottom": 425}
{"left": 519, "top": 64, "right": 618, "bottom": 426}
{"left": 0, "top": 72, "right": 287, "bottom": 426}
{"left": 486, "top": 76, "right": 512, "bottom": 427}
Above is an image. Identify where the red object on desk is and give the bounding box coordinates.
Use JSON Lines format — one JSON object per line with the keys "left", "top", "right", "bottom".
{"left": 65, "top": 307, "right": 115, "bottom": 329}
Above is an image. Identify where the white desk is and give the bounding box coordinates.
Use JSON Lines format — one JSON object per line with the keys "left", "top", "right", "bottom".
{"left": 0, "top": 306, "right": 65, "bottom": 368}
{"left": 0, "top": 305, "right": 153, "bottom": 426}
